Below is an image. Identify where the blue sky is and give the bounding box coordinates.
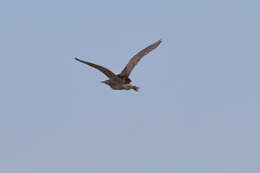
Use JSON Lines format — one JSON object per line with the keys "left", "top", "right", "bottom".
{"left": 0, "top": 0, "right": 260, "bottom": 173}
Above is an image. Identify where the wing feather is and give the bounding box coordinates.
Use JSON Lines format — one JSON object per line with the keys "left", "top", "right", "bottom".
{"left": 75, "top": 58, "right": 117, "bottom": 79}
{"left": 119, "top": 39, "right": 162, "bottom": 77}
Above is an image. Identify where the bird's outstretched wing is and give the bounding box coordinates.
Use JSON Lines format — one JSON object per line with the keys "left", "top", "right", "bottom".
{"left": 119, "top": 39, "right": 162, "bottom": 77}
{"left": 75, "top": 58, "right": 117, "bottom": 79}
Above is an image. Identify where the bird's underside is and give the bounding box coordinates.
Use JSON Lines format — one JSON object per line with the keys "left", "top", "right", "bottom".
{"left": 75, "top": 39, "right": 162, "bottom": 91}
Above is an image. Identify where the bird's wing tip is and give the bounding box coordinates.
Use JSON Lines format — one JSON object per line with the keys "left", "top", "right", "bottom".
{"left": 75, "top": 57, "right": 82, "bottom": 61}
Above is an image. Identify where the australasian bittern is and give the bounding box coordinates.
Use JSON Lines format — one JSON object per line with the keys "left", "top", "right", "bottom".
{"left": 75, "top": 39, "right": 161, "bottom": 91}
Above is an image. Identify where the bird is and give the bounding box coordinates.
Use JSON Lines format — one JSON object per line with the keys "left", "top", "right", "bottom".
{"left": 75, "top": 39, "right": 162, "bottom": 91}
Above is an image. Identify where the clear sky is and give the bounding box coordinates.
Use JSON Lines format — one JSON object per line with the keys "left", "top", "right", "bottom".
{"left": 1, "top": 0, "right": 260, "bottom": 173}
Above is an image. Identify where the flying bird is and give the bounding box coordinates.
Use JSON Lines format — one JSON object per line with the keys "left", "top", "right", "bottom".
{"left": 75, "top": 39, "right": 162, "bottom": 91}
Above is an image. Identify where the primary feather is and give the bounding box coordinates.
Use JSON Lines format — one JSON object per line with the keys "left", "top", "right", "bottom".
{"left": 119, "top": 39, "right": 162, "bottom": 78}
{"left": 75, "top": 58, "right": 117, "bottom": 79}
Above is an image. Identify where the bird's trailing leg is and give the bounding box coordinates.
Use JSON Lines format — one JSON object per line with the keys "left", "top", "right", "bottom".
{"left": 122, "top": 84, "right": 139, "bottom": 91}
{"left": 131, "top": 85, "right": 139, "bottom": 91}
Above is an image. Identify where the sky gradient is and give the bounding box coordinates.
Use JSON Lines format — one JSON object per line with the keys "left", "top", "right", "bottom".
{"left": 1, "top": 0, "right": 260, "bottom": 173}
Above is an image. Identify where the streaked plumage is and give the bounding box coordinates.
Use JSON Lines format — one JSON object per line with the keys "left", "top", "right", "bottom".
{"left": 75, "top": 39, "right": 162, "bottom": 91}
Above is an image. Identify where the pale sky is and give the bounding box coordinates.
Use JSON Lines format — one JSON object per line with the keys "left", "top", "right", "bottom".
{"left": 0, "top": 0, "right": 260, "bottom": 173}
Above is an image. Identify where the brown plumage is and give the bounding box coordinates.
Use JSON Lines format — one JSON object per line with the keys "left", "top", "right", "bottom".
{"left": 75, "top": 39, "right": 162, "bottom": 91}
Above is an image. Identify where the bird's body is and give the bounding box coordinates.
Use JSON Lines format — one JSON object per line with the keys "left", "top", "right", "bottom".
{"left": 75, "top": 39, "right": 162, "bottom": 91}
{"left": 102, "top": 80, "right": 139, "bottom": 91}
